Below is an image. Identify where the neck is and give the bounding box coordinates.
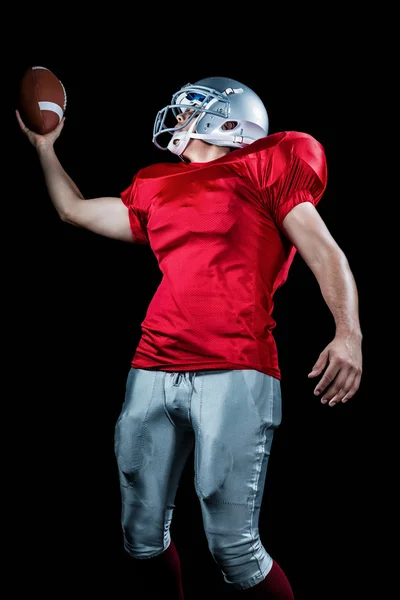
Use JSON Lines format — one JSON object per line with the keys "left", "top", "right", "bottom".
{"left": 182, "top": 139, "right": 231, "bottom": 163}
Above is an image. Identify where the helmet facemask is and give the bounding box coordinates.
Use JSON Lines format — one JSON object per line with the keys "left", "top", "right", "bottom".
{"left": 153, "top": 85, "right": 229, "bottom": 155}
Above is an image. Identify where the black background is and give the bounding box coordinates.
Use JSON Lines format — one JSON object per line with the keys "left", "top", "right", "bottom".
{"left": 6, "top": 30, "right": 375, "bottom": 600}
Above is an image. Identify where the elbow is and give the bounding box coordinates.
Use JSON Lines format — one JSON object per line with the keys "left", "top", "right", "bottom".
{"left": 328, "top": 246, "right": 349, "bottom": 268}
{"left": 308, "top": 244, "right": 348, "bottom": 276}
{"left": 59, "top": 210, "right": 69, "bottom": 223}
{"left": 57, "top": 193, "right": 85, "bottom": 225}
{"left": 59, "top": 209, "right": 75, "bottom": 224}
{"left": 60, "top": 201, "right": 81, "bottom": 226}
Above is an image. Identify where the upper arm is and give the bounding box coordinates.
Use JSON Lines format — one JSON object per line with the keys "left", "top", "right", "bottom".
{"left": 64, "top": 196, "right": 137, "bottom": 243}
{"left": 282, "top": 202, "right": 341, "bottom": 271}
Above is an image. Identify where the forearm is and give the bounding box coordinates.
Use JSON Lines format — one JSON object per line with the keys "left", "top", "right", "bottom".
{"left": 36, "top": 143, "right": 84, "bottom": 219}
{"left": 313, "top": 248, "right": 362, "bottom": 338}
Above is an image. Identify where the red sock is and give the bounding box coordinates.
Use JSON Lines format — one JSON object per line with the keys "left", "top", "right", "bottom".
{"left": 242, "top": 560, "right": 294, "bottom": 599}
{"left": 132, "top": 540, "right": 185, "bottom": 600}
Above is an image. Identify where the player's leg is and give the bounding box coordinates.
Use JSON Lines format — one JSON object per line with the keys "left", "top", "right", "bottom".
{"left": 114, "top": 368, "right": 194, "bottom": 598}
{"left": 191, "top": 369, "right": 294, "bottom": 598}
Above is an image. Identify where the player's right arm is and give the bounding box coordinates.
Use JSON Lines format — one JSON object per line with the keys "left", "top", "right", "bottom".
{"left": 16, "top": 110, "right": 135, "bottom": 243}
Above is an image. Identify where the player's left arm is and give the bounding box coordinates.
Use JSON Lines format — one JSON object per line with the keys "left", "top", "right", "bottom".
{"left": 282, "top": 202, "right": 363, "bottom": 406}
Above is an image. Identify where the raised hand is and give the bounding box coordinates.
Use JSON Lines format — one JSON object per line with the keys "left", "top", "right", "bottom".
{"left": 16, "top": 109, "right": 65, "bottom": 149}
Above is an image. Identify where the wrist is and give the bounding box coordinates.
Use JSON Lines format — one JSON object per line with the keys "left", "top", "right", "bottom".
{"left": 36, "top": 141, "right": 54, "bottom": 155}
{"left": 335, "top": 325, "right": 362, "bottom": 339}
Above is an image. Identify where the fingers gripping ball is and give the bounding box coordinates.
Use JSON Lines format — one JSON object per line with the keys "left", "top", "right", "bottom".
{"left": 18, "top": 66, "right": 67, "bottom": 134}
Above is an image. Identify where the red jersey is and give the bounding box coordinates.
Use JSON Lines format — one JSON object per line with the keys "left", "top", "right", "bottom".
{"left": 121, "top": 131, "right": 328, "bottom": 379}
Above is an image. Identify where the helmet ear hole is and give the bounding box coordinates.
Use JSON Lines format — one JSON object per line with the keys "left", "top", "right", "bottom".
{"left": 221, "top": 120, "right": 238, "bottom": 131}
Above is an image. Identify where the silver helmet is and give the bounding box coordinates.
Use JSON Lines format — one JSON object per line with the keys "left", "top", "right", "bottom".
{"left": 153, "top": 76, "right": 269, "bottom": 157}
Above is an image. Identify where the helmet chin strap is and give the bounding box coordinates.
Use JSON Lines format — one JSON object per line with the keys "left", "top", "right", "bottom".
{"left": 168, "top": 130, "right": 254, "bottom": 159}
{"left": 167, "top": 131, "right": 193, "bottom": 157}
{"left": 167, "top": 111, "right": 255, "bottom": 160}
{"left": 167, "top": 117, "right": 199, "bottom": 157}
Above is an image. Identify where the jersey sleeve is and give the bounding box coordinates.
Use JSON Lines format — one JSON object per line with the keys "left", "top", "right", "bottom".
{"left": 120, "top": 174, "right": 149, "bottom": 244}
{"left": 262, "top": 133, "right": 328, "bottom": 230}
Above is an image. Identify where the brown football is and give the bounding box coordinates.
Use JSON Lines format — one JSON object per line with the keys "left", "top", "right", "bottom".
{"left": 19, "top": 66, "right": 67, "bottom": 134}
